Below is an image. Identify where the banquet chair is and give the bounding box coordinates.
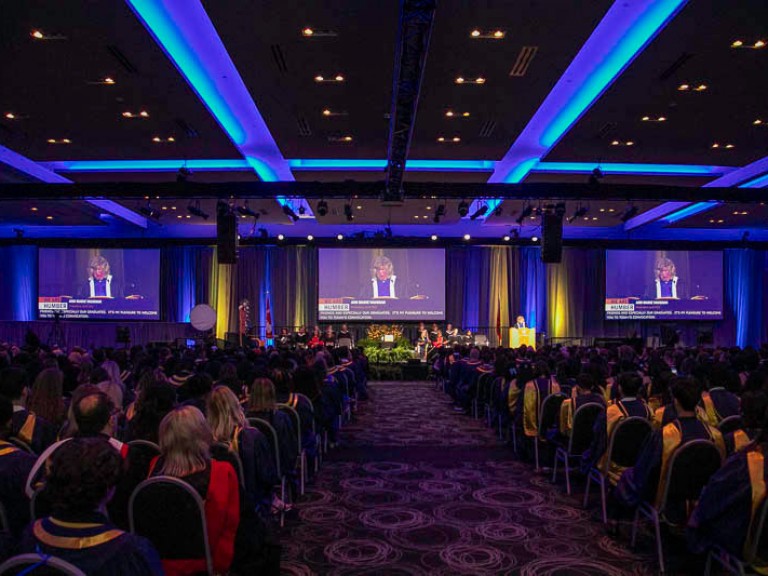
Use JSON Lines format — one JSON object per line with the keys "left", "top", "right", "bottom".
{"left": 552, "top": 402, "right": 604, "bottom": 494}
{"left": 0, "top": 553, "right": 86, "bottom": 576}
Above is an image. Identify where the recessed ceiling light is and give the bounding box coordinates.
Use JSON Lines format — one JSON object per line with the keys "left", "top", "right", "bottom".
{"left": 356, "top": 205, "right": 362, "bottom": 210}
{"left": 437, "top": 137, "right": 445, "bottom": 142}
{"left": 611, "top": 140, "right": 634, "bottom": 146}
{"left": 455, "top": 76, "right": 465, "bottom": 84}
{"left": 755, "top": 40, "right": 766, "bottom": 48}
{"left": 694, "top": 84, "right": 707, "bottom": 92}
{"left": 46, "top": 216, "right": 53, "bottom": 220}
{"left": 46, "top": 138, "right": 71, "bottom": 144}
{"left": 452, "top": 137, "right": 461, "bottom": 142}
{"left": 177, "top": 215, "right": 183, "bottom": 219}
{"left": 626, "top": 141, "right": 634, "bottom": 146}
{"left": 103, "top": 77, "right": 115, "bottom": 85}
{"left": 322, "top": 109, "right": 331, "bottom": 116}
{"left": 731, "top": 40, "right": 743, "bottom": 48}
{"left": 754, "top": 119, "right": 764, "bottom": 125}
{"left": 413, "top": 215, "right": 419, "bottom": 219}
{"left": 31, "top": 207, "right": 38, "bottom": 211}
{"left": 677, "top": 84, "right": 690, "bottom": 91}
{"left": 314, "top": 75, "right": 324, "bottom": 82}
{"left": 302, "top": 27, "right": 314, "bottom": 36}
{"left": 592, "top": 216, "right": 598, "bottom": 220}
{"left": 608, "top": 208, "right": 615, "bottom": 212}
{"left": 463, "top": 234, "right": 471, "bottom": 240}
{"left": 139, "top": 110, "right": 149, "bottom": 117}
{"left": 431, "top": 234, "right": 438, "bottom": 241}
{"left": 641, "top": 115, "right": 666, "bottom": 122}
{"left": 445, "top": 111, "right": 454, "bottom": 117}
{"left": 31, "top": 30, "right": 44, "bottom": 39}
{"left": 531, "top": 236, "right": 538, "bottom": 242}
{"left": 493, "top": 30, "right": 505, "bottom": 38}
{"left": 4, "top": 112, "right": 16, "bottom": 119}
{"left": 335, "top": 74, "right": 344, "bottom": 82}
{"left": 307, "top": 235, "right": 314, "bottom": 241}
{"left": 336, "top": 234, "right": 344, "bottom": 240}
{"left": 277, "top": 234, "right": 285, "bottom": 240}
{"left": 425, "top": 206, "right": 432, "bottom": 210}
{"left": 503, "top": 235, "right": 511, "bottom": 241}
{"left": 475, "top": 77, "right": 486, "bottom": 84}
{"left": 343, "top": 135, "right": 352, "bottom": 142}
{"left": 470, "top": 29, "right": 481, "bottom": 37}
{"left": 469, "top": 29, "right": 506, "bottom": 39}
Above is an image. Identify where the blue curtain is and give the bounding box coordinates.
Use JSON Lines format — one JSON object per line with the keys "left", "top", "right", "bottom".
{"left": 161, "top": 246, "right": 213, "bottom": 322}
{"left": 724, "top": 249, "right": 765, "bottom": 348}
{"left": 520, "top": 247, "right": 546, "bottom": 331}
{"left": 0, "top": 246, "right": 36, "bottom": 321}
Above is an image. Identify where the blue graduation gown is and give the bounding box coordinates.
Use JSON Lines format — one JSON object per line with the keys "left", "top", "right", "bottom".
{"left": 0, "top": 440, "right": 35, "bottom": 537}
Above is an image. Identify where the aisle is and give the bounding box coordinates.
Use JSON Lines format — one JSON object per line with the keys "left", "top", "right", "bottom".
{"left": 281, "top": 382, "right": 655, "bottom": 575}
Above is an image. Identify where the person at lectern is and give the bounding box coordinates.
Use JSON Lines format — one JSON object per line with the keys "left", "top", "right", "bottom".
{"left": 79, "top": 255, "right": 123, "bottom": 298}
{"left": 514, "top": 315, "right": 527, "bottom": 329}
{"left": 644, "top": 257, "right": 688, "bottom": 300}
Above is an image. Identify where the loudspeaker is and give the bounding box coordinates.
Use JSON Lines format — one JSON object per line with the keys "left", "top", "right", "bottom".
{"left": 217, "top": 209, "right": 238, "bottom": 264}
{"left": 541, "top": 212, "right": 563, "bottom": 263}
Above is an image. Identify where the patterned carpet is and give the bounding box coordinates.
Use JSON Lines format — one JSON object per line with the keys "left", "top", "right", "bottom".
{"left": 281, "top": 382, "right": 662, "bottom": 575}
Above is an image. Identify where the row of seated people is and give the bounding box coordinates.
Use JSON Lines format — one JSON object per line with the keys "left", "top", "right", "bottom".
{"left": 434, "top": 343, "right": 768, "bottom": 573}
{"left": 275, "top": 325, "right": 356, "bottom": 349}
{"left": 0, "top": 341, "right": 368, "bottom": 575}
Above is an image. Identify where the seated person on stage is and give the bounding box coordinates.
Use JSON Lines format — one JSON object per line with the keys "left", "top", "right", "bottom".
{"left": 723, "top": 390, "right": 766, "bottom": 457}
{"left": 557, "top": 373, "right": 606, "bottom": 439}
{"left": 429, "top": 323, "right": 443, "bottom": 348}
{"left": 698, "top": 364, "right": 741, "bottom": 427}
{"left": 79, "top": 255, "right": 124, "bottom": 299}
{"left": 614, "top": 378, "right": 724, "bottom": 516}
{"left": 277, "top": 328, "right": 294, "bottom": 349}
{"left": 522, "top": 361, "right": 561, "bottom": 438}
{"left": 0, "top": 367, "right": 58, "bottom": 454}
{"left": 308, "top": 326, "right": 323, "bottom": 348}
{"left": 322, "top": 325, "right": 336, "bottom": 347}
{"left": 294, "top": 326, "right": 309, "bottom": 347}
{"left": 150, "top": 406, "right": 240, "bottom": 576}
{"left": 19, "top": 437, "right": 163, "bottom": 576}
{"left": 463, "top": 329, "right": 474, "bottom": 344}
{"left": 582, "top": 372, "right": 652, "bottom": 476}
{"left": 687, "top": 405, "right": 768, "bottom": 567}
{"left": 643, "top": 256, "right": 688, "bottom": 300}
{"left": 444, "top": 323, "right": 459, "bottom": 342}
{"left": 0, "top": 396, "right": 36, "bottom": 539}
{"left": 337, "top": 324, "right": 354, "bottom": 349}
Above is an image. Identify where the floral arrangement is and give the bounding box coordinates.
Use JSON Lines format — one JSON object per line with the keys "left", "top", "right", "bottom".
{"left": 366, "top": 324, "right": 404, "bottom": 341}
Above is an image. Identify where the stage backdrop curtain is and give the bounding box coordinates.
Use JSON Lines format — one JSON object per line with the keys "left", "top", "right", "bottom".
{"left": 160, "top": 246, "right": 214, "bottom": 323}
{"left": 0, "top": 246, "right": 36, "bottom": 321}
{"left": 520, "top": 247, "right": 546, "bottom": 334}
{"left": 723, "top": 249, "right": 765, "bottom": 348}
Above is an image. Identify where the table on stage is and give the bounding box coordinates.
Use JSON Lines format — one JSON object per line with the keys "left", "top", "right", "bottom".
{"left": 509, "top": 327, "right": 536, "bottom": 349}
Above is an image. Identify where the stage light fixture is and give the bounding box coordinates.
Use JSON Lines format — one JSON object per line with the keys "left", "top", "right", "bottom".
{"left": 463, "top": 233, "right": 471, "bottom": 240}
{"left": 187, "top": 200, "right": 209, "bottom": 220}
{"left": 282, "top": 204, "right": 299, "bottom": 222}
{"left": 307, "top": 234, "right": 314, "bottom": 241}
{"left": 567, "top": 205, "right": 589, "bottom": 223}
{"left": 139, "top": 202, "right": 162, "bottom": 220}
{"left": 503, "top": 235, "right": 511, "bottom": 241}
{"left": 343, "top": 203, "right": 354, "bottom": 221}
{"left": 516, "top": 204, "right": 534, "bottom": 225}
{"left": 619, "top": 205, "right": 639, "bottom": 223}
{"left": 458, "top": 200, "right": 469, "bottom": 217}
{"left": 510, "top": 228, "right": 520, "bottom": 239}
{"left": 236, "top": 201, "right": 259, "bottom": 219}
{"left": 431, "top": 234, "right": 438, "bottom": 241}
{"left": 258, "top": 228, "right": 268, "bottom": 239}
{"left": 531, "top": 236, "right": 538, "bottom": 242}
{"left": 433, "top": 203, "right": 446, "bottom": 223}
{"left": 588, "top": 166, "right": 603, "bottom": 187}
{"left": 277, "top": 234, "right": 285, "bottom": 241}
{"left": 337, "top": 233, "right": 344, "bottom": 240}
{"left": 176, "top": 166, "right": 190, "bottom": 183}
{"left": 469, "top": 203, "right": 489, "bottom": 220}
{"left": 316, "top": 200, "right": 328, "bottom": 216}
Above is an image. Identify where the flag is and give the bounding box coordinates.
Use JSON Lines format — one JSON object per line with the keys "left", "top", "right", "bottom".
{"left": 496, "top": 296, "right": 502, "bottom": 345}
{"left": 265, "top": 293, "right": 273, "bottom": 338}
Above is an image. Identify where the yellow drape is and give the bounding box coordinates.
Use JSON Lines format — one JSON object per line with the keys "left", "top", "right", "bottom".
{"left": 488, "top": 247, "right": 510, "bottom": 346}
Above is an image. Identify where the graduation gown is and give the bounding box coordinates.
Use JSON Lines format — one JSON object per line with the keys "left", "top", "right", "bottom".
{"left": 699, "top": 387, "right": 741, "bottom": 427}
{"left": 523, "top": 377, "right": 561, "bottom": 437}
{"left": 11, "top": 409, "right": 57, "bottom": 454}
{"left": 0, "top": 440, "right": 35, "bottom": 537}
{"left": 19, "top": 512, "right": 163, "bottom": 576}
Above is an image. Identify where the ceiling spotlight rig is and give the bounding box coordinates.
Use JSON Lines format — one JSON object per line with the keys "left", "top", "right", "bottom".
{"left": 282, "top": 204, "right": 299, "bottom": 222}
{"left": 516, "top": 203, "right": 534, "bottom": 225}
{"left": 316, "top": 199, "right": 329, "bottom": 217}
{"left": 236, "top": 201, "right": 259, "bottom": 219}
{"left": 139, "top": 201, "right": 162, "bottom": 220}
{"left": 567, "top": 204, "right": 589, "bottom": 223}
{"left": 469, "top": 203, "right": 488, "bottom": 220}
{"left": 433, "top": 204, "right": 447, "bottom": 223}
{"left": 619, "top": 205, "right": 639, "bottom": 223}
{"left": 457, "top": 200, "right": 469, "bottom": 218}
{"left": 343, "top": 203, "right": 354, "bottom": 222}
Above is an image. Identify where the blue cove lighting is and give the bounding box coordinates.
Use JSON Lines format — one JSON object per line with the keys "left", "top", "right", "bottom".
{"left": 534, "top": 162, "right": 732, "bottom": 176}
{"left": 42, "top": 159, "right": 251, "bottom": 172}
{"left": 489, "top": 0, "right": 688, "bottom": 184}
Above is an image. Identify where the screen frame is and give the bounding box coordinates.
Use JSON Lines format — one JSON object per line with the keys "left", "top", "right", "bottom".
{"left": 36, "top": 247, "right": 162, "bottom": 322}
{"left": 603, "top": 248, "right": 725, "bottom": 322}
{"left": 316, "top": 247, "right": 448, "bottom": 323}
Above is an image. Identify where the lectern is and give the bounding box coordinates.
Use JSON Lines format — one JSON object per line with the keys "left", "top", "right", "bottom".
{"left": 510, "top": 327, "right": 536, "bottom": 349}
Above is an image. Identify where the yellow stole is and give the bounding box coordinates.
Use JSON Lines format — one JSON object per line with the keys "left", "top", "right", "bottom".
{"left": 734, "top": 430, "right": 751, "bottom": 453}
{"left": 0, "top": 440, "right": 19, "bottom": 457}
{"left": 699, "top": 392, "right": 721, "bottom": 427}
{"left": 559, "top": 399, "right": 574, "bottom": 436}
{"left": 33, "top": 518, "right": 125, "bottom": 549}
{"left": 598, "top": 402, "right": 629, "bottom": 475}
{"left": 18, "top": 413, "right": 36, "bottom": 445}
{"left": 507, "top": 380, "right": 521, "bottom": 416}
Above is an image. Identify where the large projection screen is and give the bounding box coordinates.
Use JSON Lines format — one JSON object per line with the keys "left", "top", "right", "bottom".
{"left": 318, "top": 248, "right": 446, "bottom": 321}
{"left": 605, "top": 250, "right": 723, "bottom": 320}
{"left": 38, "top": 248, "right": 161, "bottom": 320}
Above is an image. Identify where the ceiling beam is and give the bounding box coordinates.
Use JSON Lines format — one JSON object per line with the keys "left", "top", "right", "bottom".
{"left": 384, "top": 0, "right": 437, "bottom": 202}
{"left": 125, "top": 0, "right": 293, "bottom": 182}
{"left": 625, "top": 155, "right": 768, "bottom": 230}
{"left": 0, "top": 146, "right": 147, "bottom": 228}
{"left": 489, "top": 0, "right": 689, "bottom": 184}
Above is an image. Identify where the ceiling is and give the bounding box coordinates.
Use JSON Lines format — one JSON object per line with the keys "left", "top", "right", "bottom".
{"left": 0, "top": 0, "right": 766, "bottom": 243}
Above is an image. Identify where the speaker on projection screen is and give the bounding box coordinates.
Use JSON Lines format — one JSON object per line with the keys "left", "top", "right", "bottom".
{"left": 541, "top": 212, "right": 563, "bottom": 263}
{"left": 217, "top": 207, "right": 238, "bottom": 264}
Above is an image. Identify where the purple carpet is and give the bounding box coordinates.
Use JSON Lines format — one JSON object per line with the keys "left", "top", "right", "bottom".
{"left": 281, "top": 382, "right": 663, "bottom": 575}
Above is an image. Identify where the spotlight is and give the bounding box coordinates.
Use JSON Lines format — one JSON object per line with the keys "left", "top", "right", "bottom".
{"left": 176, "top": 167, "right": 190, "bottom": 183}
{"left": 431, "top": 234, "right": 438, "bottom": 241}
{"left": 307, "top": 234, "right": 314, "bottom": 241}
{"left": 139, "top": 202, "right": 162, "bottom": 220}
{"left": 469, "top": 203, "right": 488, "bottom": 220}
{"left": 282, "top": 204, "right": 299, "bottom": 222}
{"left": 531, "top": 236, "right": 538, "bottom": 242}
{"left": 277, "top": 234, "right": 285, "bottom": 241}
{"left": 236, "top": 201, "right": 259, "bottom": 219}
{"left": 567, "top": 205, "right": 589, "bottom": 223}
{"left": 298, "top": 204, "right": 306, "bottom": 216}
{"left": 619, "top": 205, "right": 639, "bottom": 223}
{"left": 433, "top": 204, "right": 446, "bottom": 223}
{"left": 187, "top": 201, "right": 209, "bottom": 220}
{"left": 316, "top": 200, "right": 329, "bottom": 217}
{"left": 258, "top": 228, "right": 268, "bottom": 239}
{"left": 343, "top": 203, "right": 354, "bottom": 221}
{"left": 463, "top": 233, "right": 471, "bottom": 240}
{"left": 588, "top": 167, "right": 603, "bottom": 188}
{"left": 458, "top": 200, "right": 469, "bottom": 217}
{"left": 516, "top": 204, "right": 534, "bottom": 225}
{"left": 384, "top": 226, "right": 393, "bottom": 239}
{"left": 503, "top": 235, "right": 511, "bottom": 241}
{"left": 337, "top": 233, "right": 344, "bottom": 240}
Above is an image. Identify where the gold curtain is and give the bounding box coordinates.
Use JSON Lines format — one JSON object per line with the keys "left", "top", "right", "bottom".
{"left": 488, "top": 247, "right": 510, "bottom": 346}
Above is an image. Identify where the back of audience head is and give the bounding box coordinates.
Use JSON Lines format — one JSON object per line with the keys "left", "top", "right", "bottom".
{"left": 207, "top": 386, "right": 245, "bottom": 442}
{"left": 670, "top": 376, "right": 702, "bottom": 413}
{"left": 575, "top": 373, "right": 599, "bottom": 395}
{"left": 248, "top": 377, "right": 276, "bottom": 413}
{"left": 0, "top": 367, "right": 28, "bottom": 402}
{"left": 741, "top": 390, "right": 768, "bottom": 432}
{"left": 617, "top": 372, "right": 643, "bottom": 398}
{"left": 157, "top": 406, "right": 212, "bottom": 477}
{"left": 47, "top": 437, "right": 123, "bottom": 516}
{"left": 0, "top": 396, "right": 13, "bottom": 439}
{"left": 74, "top": 391, "right": 115, "bottom": 437}
{"left": 131, "top": 380, "right": 177, "bottom": 443}
{"left": 27, "top": 367, "right": 64, "bottom": 423}
{"left": 185, "top": 372, "right": 214, "bottom": 399}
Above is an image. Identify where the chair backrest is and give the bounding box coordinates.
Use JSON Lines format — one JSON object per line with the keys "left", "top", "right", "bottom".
{"left": 0, "top": 501, "right": 8, "bottom": 533}
{"left": 211, "top": 441, "right": 246, "bottom": 489}
{"left": 717, "top": 414, "right": 743, "bottom": 434}
{"left": 568, "top": 402, "right": 605, "bottom": 455}
{"left": 8, "top": 437, "right": 34, "bottom": 455}
{"left": 276, "top": 403, "right": 302, "bottom": 449}
{"left": 0, "top": 553, "right": 86, "bottom": 576}
{"left": 746, "top": 494, "right": 768, "bottom": 565}
{"left": 247, "top": 417, "right": 282, "bottom": 478}
{"left": 129, "top": 476, "right": 212, "bottom": 575}
{"left": 292, "top": 393, "right": 317, "bottom": 434}
{"left": 658, "top": 439, "right": 722, "bottom": 512}
{"left": 126, "top": 439, "right": 161, "bottom": 459}
{"left": 538, "top": 394, "right": 566, "bottom": 437}
{"left": 606, "top": 416, "right": 653, "bottom": 471}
